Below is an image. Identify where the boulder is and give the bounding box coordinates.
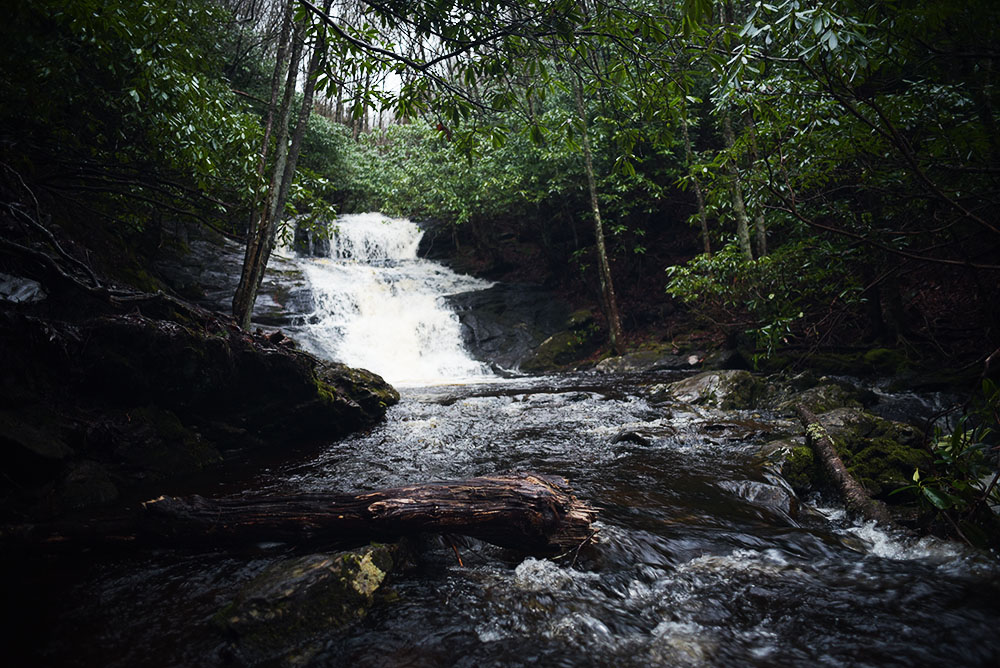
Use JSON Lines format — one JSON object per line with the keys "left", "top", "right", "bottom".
{"left": 519, "top": 309, "right": 602, "bottom": 372}
{"left": 217, "top": 544, "right": 408, "bottom": 665}
{"left": 772, "top": 383, "right": 865, "bottom": 414}
{"left": 594, "top": 350, "right": 699, "bottom": 374}
{"left": 648, "top": 370, "right": 766, "bottom": 409}
{"left": 778, "top": 407, "right": 931, "bottom": 500}
{"left": 0, "top": 303, "right": 399, "bottom": 520}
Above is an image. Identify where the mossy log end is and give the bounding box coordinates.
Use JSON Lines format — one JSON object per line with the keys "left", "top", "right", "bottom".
{"left": 143, "top": 473, "right": 597, "bottom": 554}
{"left": 794, "top": 404, "right": 893, "bottom": 525}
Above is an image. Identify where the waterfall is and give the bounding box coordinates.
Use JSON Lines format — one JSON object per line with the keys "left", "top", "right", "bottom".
{"left": 290, "top": 213, "right": 493, "bottom": 386}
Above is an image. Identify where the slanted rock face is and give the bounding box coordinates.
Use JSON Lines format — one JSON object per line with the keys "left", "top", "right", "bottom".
{"left": 151, "top": 219, "right": 313, "bottom": 326}
{"left": 447, "top": 283, "right": 573, "bottom": 370}
{"left": 649, "top": 370, "right": 766, "bottom": 410}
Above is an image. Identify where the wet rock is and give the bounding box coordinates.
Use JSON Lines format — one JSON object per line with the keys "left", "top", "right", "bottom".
{"left": 778, "top": 407, "right": 931, "bottom": 500}
{"left": 594, "top": 350, "right": 698, "bottom": 374}
{"left": 0, "top": 303, "right": 398, "bottom": 520}
{"left": 611, "top": 430, "right": 654, "bottom": 446}
{"left": 0, "top": 272, "right": 46, "bottom": 303}
{"left": 722, "top": 479, "right": 799, "bottom": 519}
{"left": 648, "top": 370, "right": 766, "bottom": 409}
{"left": 446, "top": 283, "right": 573, "bottom": 369}
{"left": 519, "top": 310, "right": 602, "bottom": 372}
{"left": 106, "top": 406, "right": 222, "bottom": 476}
{"left": 218, "top": 544, "right": 408, "bottom": 666}
{"left": 151, "top": 219, "right": 312, "bottom": 326}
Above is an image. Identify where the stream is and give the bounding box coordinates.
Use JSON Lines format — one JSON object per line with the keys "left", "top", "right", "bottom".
{"left": 22, "top": 215, "right": 1000, "bottom": 666}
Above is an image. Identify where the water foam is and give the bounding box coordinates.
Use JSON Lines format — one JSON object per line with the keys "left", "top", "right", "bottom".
{"left": 292, "top": 213, "right": 493, "bottom": 386}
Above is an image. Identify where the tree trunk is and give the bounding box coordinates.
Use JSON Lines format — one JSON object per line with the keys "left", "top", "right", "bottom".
{"left": 144, "top": 473, "right": 596, "bottom": 554}
{"left": 681, "top": 111, "right": 711, "bottom": 255}
{"left": 573, "top": 75, "right": 625, "bottom": 354}
{"left": 274, "top": 0, "right": 332, "bottom": 226}
{"left": 746, "top": 116, "right": 767, "bottom": 257}
{"left": 232, "top": 13, "right": 305, "bottom": 329}
{"left": 794, "top": 404, "right": 892, "bottom": 525}
{"left": 722, "top": 110, "right": 753, "bottom": 260}
{"left": 254, "top": 1, "right": 293, "bottom": 182}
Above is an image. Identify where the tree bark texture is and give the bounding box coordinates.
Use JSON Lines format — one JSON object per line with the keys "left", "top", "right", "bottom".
{"left": 794, "top": 404, "right": 892, "bottom": 524}
{"left": 573, "top": 75, "right": 625, "bottom": 354}
{"left": 143, "top": 473, "right": 597, "bottom": 554}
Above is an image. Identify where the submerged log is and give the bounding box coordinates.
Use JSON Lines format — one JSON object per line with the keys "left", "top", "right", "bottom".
{"left": 143, "top": 473, "right": 597, "bottom": 554}
{"left": 794, "top": 404, "right": 892, "bottom": 525}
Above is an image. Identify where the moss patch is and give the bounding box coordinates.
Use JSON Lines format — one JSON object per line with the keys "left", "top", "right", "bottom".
{"left": 781, "top": 445, "right": 818, "bottom": 494}
{"left": 790, "top": 407, "right": 932, "bottom": 501}
{"left": 218, "top": 544, "right": 408, "bottom": 664}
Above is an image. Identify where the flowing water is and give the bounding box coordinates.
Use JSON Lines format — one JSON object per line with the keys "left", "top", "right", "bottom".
{"left": 19, "top": 215, "right": 1000, "bottom": 666}
{"left": 285, "top": 213, "right": 493, "bottom": 386}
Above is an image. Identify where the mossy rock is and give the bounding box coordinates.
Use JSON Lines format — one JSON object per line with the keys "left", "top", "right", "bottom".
{"left": 780, "top": 445, "right": 818, "bottom": 495}
{"left": 799, "top": 407, "right": 931, "bottom": 500}
{"left": 520, "top": 327, "right": 600, "bottom": 372}
{"left": 566, "top": 309, "right": 595, "bottom": 330}
{"left": 862, "top": 348, "right": 909, "bottom": 375}
{"left": 652, "top": 370, "right": 766, "bottom": 409}
{"left": 217, "top": 543, "right": 408, "bottom": 665}
{"left": 775, "top": 383, "right": 864, "bottom": 414}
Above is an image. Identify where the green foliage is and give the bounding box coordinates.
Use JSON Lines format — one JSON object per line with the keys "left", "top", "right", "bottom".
{"left": 665, "top": 240, "right": 862, "bottom": 360}
{"left": 892, "top": 380, "right": 1000, "bottom": 546}
{"left": 0, "top": 0, "right": 261, "bottom": 224}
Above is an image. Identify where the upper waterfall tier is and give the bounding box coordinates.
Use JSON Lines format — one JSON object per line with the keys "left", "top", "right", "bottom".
{"left": 288, "top": 213, "right": 494, "bottom": 386}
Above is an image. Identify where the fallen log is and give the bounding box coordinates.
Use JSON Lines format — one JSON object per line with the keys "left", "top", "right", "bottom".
{"left": 794, "top": 404, "right": 892, "bottom": 525}
{"left": 143, "top": 473, "right": 597, "bottom": 554}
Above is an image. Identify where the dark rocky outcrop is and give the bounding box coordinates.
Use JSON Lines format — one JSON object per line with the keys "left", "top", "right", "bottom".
{"left": 0, "top": 297, "right": 398, "bottom": 521}
{"left": 152, "top": 219, "right": 313, "bottom": 326}
{"left": 447, "top": 283, "right": 574, "bottom": 370}
{"left": 518, "top": 309, "right": 603, "bottom": 372}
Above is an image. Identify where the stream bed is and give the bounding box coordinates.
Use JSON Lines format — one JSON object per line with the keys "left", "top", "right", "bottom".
{"left": 15, "top": 214, "right": 1000, "bottom": 666}
{"left": 19, "top": 372, "right": 1000, "bottom": 667}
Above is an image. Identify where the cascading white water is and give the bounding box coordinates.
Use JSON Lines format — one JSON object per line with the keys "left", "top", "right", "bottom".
{"left": 291, "top": 213, "right": 493, "bottom": 386}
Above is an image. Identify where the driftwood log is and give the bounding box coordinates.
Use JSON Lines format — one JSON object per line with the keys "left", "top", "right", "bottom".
{"left": 143, "top": 473, "right": 597, "bottom": 554}
{"left": 794, "top": 404, "right": 892, "bottom": 525}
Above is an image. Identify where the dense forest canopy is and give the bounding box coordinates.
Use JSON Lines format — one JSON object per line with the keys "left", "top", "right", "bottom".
{"left": 1, "top": 0, "right": 998, "bottom": 360}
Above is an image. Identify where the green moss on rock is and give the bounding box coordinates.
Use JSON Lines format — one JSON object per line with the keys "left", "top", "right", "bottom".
{"left": 784, "top": 407, "right": 931, "bottom": 501}
{"left": 781, "top": 445, "right": 818, "bottom": 494}
{"left": 217, "top": 543, "right": 408, "bottom": 665}
{"left": 521, "top": 328, "right": 600, "bottom": 372}
{"left": 654, "top": 370, "right": 766, "bottom": 409}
